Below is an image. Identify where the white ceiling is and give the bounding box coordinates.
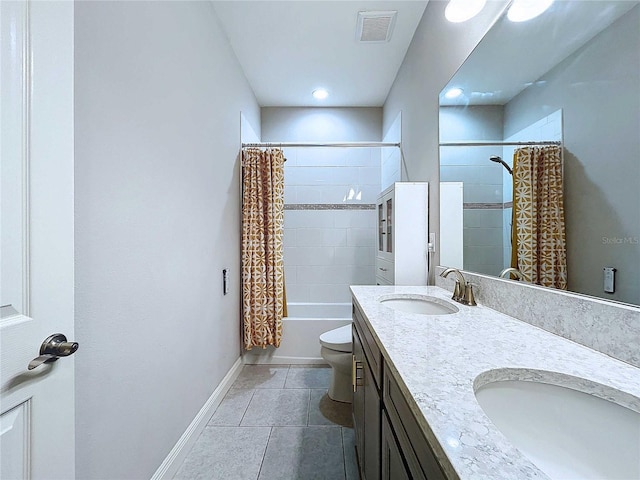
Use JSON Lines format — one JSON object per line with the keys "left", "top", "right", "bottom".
{"left": 211, "top": 1, "right": 429, "bottom": 107}
{"left": 212, "top": 1, "right": 638, "bottom": 109}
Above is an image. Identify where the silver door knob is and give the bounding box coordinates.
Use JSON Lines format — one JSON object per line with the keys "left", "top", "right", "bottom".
{"left": 28, "top": 333, "right": 79, "bottom": 370}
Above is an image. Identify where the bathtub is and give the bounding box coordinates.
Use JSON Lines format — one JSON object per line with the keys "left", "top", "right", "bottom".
{"left": 243, "top": 302, "right": 352, "bottom": 365}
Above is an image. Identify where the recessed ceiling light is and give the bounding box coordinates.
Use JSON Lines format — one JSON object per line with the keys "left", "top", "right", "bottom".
{"left": 507, "top": 0, "right": 554, "bottom": 22}
{"left": 445, "top": 0, "right": 487, "bottom": 23}
{"left": 444, "top": 87, "right": 464, "bottom": 99}
{"left": 312, "top": 88, "right": 329, "bottom": 100}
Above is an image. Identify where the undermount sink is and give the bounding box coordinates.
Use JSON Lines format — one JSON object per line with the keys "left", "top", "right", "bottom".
{"left": 378, "top": 294, "right": 458, "bottom": 315}
{"left": 475, "top": 374, "right": 640, "bottom": 479}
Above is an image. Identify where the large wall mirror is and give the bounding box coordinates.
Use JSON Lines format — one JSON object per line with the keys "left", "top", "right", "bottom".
{"left": 439, "top": 1, "right": 639, "bottom": 306}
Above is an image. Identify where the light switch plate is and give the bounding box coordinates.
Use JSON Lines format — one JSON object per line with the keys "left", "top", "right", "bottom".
{"left": 223, "top": 268, "right": 230, "bottom": 295}
{"left": 428, "top": 232, "right": 436, "bottom": 253}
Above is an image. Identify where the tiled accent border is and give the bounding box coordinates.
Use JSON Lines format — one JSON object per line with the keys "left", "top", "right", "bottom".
{"left": 435, "top": 266, "right": 640, "bottom": 368}
{"left": 284, "top": 203, "right": 376, "bottom": 211}
{"left": 463, "top": 201, "right": 513, "bottom": 210}
{"left": 463, "top": 202, "right": 503, "bottom": 210}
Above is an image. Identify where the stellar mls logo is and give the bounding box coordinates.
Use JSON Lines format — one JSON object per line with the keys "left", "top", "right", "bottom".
{"left": 602, "top": 236, "right": 639, "bottom": 245}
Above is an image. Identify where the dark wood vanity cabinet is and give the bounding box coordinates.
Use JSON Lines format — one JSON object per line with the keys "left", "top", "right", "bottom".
{"left": 352, "top": 305, "right": 381, "bottom": 480}
{"left": 353, "top": 302, "right": 447, "bottom": 480}
{"left": 381, "top": 412, "right": 410, "bottom": 480}
{"left": 383, "top": 364, "right": 446, "bottom": 480}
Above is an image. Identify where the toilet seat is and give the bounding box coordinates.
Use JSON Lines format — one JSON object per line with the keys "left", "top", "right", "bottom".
{"left": 319, "top": 324, "right": 352, "bottom": 352}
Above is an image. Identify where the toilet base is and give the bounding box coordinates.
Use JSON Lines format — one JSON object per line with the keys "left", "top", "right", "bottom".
{"left": 328, "top": 367, "right": 353, "bottom": 403}
{"left": 321, "top": 346, "right": 353, "bottom": 404}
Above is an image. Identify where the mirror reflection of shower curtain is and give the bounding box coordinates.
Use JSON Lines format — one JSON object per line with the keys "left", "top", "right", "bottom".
{"left": 241, "top": 148, "right": 287, "bottom": 350}
{"left": 510, "top": 146, "right": 567, "bottom": 289}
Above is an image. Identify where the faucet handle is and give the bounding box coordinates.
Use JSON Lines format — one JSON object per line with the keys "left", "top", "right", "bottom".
{"left": 452, "top": 279, "right": 464, "bottom": 302}
{"left": 463, "top": 282, "right": 477, "bottom": 306}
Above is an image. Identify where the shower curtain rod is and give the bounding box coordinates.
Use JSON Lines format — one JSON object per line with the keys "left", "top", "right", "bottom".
{"left": 440, "top": 141, "right": 562, "bottom": 147}
{"left": 242, "top": 142, "right": 401, "bottom": 148}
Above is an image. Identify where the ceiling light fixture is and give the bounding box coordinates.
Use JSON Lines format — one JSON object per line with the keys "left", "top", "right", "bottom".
{"left": 507, "top": 0, "right": 554, "bottom": 22}
{"left": 445, "top": 0, "right": 487, "bottom": 23}
{"left": 312, "top": 88, "right": 329, "bottom": 100}
{"left": 444, "top": 87, "right": 464, "bottom": 99}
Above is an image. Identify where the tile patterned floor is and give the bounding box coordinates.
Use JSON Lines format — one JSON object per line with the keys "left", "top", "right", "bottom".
{"left": 174, "top": 365, "right": 359, "bottom": 480}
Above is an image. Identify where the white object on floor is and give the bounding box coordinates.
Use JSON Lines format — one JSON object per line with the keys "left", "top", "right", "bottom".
{"left": 319, "top": 324, "right": 353, "bottom": 403}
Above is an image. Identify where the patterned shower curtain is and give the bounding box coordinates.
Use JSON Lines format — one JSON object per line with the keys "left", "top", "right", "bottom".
{"left": 241, "top": 148, "right": 286, "bottom": 350}
{"left": 511, "top": 145, "right": 567, "bottom": 289}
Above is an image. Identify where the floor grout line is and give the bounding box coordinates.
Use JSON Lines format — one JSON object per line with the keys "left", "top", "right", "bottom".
{"left": 255, "top": 426, "right": 274, "bottom": 480}
{"left": 341, "top": 426, "right": 347, "bottom": 480}
{"left": 237, "top": 388, "right": 256, "bottom": 427}
{"left": 176, "top": 364, "right": 355, "bottom": 479}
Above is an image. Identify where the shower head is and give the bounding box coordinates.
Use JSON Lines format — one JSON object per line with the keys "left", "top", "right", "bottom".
{"left": 489, "top": 155, "right": 513, "bottom": 175}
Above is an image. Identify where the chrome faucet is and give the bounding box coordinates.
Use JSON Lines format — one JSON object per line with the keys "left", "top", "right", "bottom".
{"left": 439, "top": 268, "right": 477, "bottom": 306}
{"left": 499, "top": 267, "right": 525, "bottom": 281}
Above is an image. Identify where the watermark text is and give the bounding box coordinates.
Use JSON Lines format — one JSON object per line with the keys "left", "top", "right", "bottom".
{"left": 602, "top": 236, "right": 639, "bottom": 245}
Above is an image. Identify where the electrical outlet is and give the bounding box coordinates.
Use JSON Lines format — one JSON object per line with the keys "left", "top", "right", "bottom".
{"left": 603, "top": 267, "right": 615, "bottom": 293}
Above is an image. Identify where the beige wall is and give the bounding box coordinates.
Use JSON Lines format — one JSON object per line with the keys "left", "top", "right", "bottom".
{"left": 262, "top": 107, "right": 382, "bottom": 142}
{"left": 74, "top": 2, "right": 260, "bottom": 478}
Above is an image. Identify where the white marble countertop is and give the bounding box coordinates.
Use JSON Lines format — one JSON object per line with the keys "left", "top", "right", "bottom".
{"left": 350, "top": 285, "right": 640, "bottom": 480}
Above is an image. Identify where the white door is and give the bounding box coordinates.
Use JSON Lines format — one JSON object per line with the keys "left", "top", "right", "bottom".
{"left": 1, "top": 1, "right": 75, "bottom": 479}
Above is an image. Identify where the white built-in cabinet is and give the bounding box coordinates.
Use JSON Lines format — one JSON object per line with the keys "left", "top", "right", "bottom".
{"left": 439, "top": 182, "right": 464, "bottom": 270}
{"left": 375, "top": 182, "right": 429, "bottom": 286}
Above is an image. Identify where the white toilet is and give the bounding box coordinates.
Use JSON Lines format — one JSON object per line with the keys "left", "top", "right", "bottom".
{"left": 319, "top": 324, "right": 353, "bottom": 403}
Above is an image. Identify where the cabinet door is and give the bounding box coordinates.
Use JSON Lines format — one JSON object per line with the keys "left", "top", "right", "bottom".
{"left": 377, "top": 191, "right": 394, "bottom": 263}
{"left": 363, "top": 360, "right": 381, "bottom": 480}
{"left": 352, "top": 326, "right": 381, "bottom": 480}
{"left": 378, "top": 202, "right": 385, "bottom": 253}
{"left": 352, "top": 327, "right": 365, "bottom": 474}
{"left": 385, "top": 196, "right": 393, "bottom": 254}
{"left": 382, "top": 412, "right": 410, "bottom": 480}
{"left": 384, "top": 364, "right": 444, "bottom": 480}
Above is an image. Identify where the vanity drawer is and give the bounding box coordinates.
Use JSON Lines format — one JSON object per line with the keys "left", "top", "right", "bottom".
{"left": 376, "top": 275, "right": 393, "bottom": 286}
{"left": 376, "top": 257, "right": 395, "bottom": 284}
{"left": 353, "top": 303, "right": 382, "bottom": 389}
{"left": 383, "top": 364, "right": 446, "bottom": 480}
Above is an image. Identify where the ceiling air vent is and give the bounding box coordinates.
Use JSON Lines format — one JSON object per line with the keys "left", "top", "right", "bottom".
{"left": 356, "top": 11, "right": 397, "bottom": 43}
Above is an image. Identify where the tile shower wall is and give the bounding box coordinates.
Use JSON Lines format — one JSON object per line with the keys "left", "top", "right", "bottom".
{"left": 283, "top": 147, "right": 380, "bottom": 304}
{"left": 381, "top": 112, "right": 402, "bottom": 190}
{"left": 440, "top": 106, "right": 505, "bottom": 277}
{"left": 440, "top": 107, "right": 563, "bottom": 275}
{"left": 439, "top": 151, "right": 506, "bottom": 278}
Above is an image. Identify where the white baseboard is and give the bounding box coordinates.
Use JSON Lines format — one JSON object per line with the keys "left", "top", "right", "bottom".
{"left": 151, "top": 357, "right": 244, "bottom": 480}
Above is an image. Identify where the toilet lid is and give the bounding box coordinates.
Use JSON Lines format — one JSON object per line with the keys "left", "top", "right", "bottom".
{"left": 319, "top": 324, "right": 352, "bottom": 352}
